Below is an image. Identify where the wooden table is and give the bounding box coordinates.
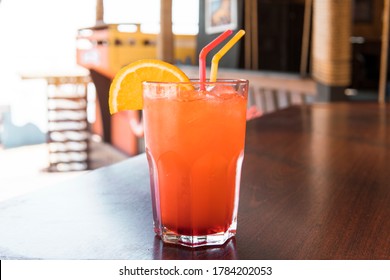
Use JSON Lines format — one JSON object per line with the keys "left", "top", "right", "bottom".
{"left": 1, "top": 102, "right": 389, "bottom": 260}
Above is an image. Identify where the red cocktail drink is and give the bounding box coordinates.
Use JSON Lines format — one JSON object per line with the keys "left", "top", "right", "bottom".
{"left": 143, "top": 80, "right": 248, "bottom": 247}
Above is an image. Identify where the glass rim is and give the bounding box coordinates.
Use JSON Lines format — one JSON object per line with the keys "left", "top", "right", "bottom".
{"left": 143, "top": 78, "right": 248, "bottom": 86}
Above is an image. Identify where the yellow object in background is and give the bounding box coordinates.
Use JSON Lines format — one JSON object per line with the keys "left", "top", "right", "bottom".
{"left": 76, "top": 24, "right": 196, "bottom": 79}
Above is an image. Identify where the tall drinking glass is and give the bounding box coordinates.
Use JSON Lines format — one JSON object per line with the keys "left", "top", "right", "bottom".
{"left": 143, "top": 79, "right": 248, "bottom": 247}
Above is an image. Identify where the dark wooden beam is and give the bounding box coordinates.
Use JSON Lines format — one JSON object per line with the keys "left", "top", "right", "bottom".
{"left": 379, "top": 0, "right": 390, "bottom": 104}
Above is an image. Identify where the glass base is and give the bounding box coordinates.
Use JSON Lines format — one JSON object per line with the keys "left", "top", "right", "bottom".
{"left": 156, "top": 227, "right": 236, "bottom": 248}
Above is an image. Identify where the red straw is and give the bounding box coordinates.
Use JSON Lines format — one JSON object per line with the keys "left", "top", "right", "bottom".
{"left": 199, "top": 29, "right": 233, "bottom": 87}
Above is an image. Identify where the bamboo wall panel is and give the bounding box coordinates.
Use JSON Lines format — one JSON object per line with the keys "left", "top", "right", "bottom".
{"left": 312, "top": 0, "right": 352, "bottom": 86}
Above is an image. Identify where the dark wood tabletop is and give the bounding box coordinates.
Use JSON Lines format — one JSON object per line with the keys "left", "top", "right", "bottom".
{"left": 1, "top": 102, "right": 389, "bottom": 260}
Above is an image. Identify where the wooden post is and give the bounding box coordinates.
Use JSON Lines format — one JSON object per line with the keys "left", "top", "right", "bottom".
{"left": 158, "top": 0, "right": 174, "bottom": 63}
{"left": 244, "top": 0, "right": 252, "bottom": 69}
{"left": 96, "top": 0, "right": 104, "bottom": 24}
{"left": 300, "top": 0, "right": 312, "bottom": 77}
{"left": 379, "top": 0, "right": 390, "bottom": 104}
{"left": 251, "top": 0, "right": 259, "bottom": 70}
{"left": 244, "top": 0, "right": 259, "bottom": 70}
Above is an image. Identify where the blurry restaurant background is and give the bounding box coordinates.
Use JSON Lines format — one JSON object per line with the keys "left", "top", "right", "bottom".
{"left": 0, "top": 0, "right": 388, "bottom": 199}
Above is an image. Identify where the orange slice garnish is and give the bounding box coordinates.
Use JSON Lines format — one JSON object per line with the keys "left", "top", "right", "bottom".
{"left": 109, "top": 59, "right": 191, "bottom": 113}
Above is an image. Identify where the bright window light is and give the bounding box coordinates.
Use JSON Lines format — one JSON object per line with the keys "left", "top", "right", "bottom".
{"left": 104, "top": 0, "right": 199, "bottom": 35}
{"left": 117, "top": 24, "right": 138, "bottom": 33}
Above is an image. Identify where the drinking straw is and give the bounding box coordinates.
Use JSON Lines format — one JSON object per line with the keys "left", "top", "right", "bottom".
{"left": 199, "top": 29, "right": 233, "bottom": 87}
{"left": 210, "top": 30, "right": 246, "bottom": 82}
